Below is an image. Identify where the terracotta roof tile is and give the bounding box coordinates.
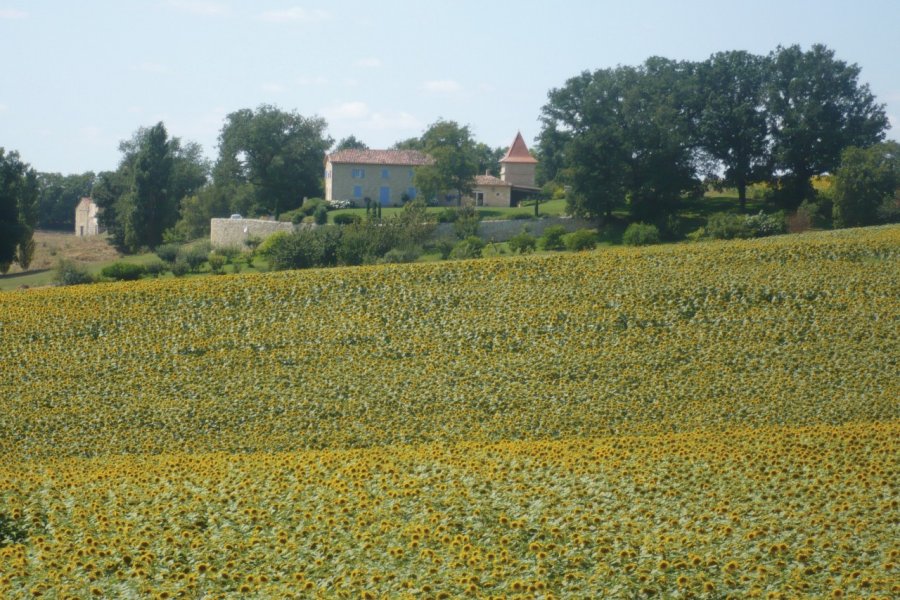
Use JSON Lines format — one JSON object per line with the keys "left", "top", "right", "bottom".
{"left": 474, "top": 174, "right": 511, "bottom": 186}
{"left": 500, "top": 132, "right": 538, "bottom": 164}
{"left": 327, "top": 149, "right": 434, "bottom": 166}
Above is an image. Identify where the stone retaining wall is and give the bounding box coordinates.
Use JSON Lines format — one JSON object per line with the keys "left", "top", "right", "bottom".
{"left": 210, "top": 218, "right": 295, "bottom": 249}
{"left": 211, "top": 216, "right": 596, "bottom": 249}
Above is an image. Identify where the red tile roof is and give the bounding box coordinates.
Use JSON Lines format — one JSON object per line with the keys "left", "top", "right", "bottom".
{"left": 474, "top": 174, "right": 511, "bottom": 187}
{"left": 327, "top": 149, "right": 434, "bottom": 166}
{"left": 500, "top": 132, "right": 538, "bottom": 164}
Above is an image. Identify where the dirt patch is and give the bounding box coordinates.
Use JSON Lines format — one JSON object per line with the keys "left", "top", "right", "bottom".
{"left": 6, "top": 231, "right": 121, "bottom": 274}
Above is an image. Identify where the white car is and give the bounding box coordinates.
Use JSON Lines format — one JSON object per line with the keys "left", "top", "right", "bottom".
{"left": 230, "top": 214, "right": 243, "bottom": 220}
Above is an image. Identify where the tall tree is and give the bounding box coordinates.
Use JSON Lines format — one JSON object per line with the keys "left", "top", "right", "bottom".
{"left": 124, "top": 122, "right": 174, "bottom": 251}
{"left": 541, "top": 59, "right": 700, "bottom": 221}
{"left": 0, "top": 149, "right": 38, "bottom": 273}
{"left": 94, "top": 123, "right": 208, "bottom": 251}
{"left": 696, "top": 50, "right": 770, "bottom": 209}
{"left": 334, "top": 135, "right": 368, "bottom": 152}
{"left": 832, "top": 142, "right": 900, "bottom": 227}
{"left": 473, "top": 142, "right": 505, "bottom": 177}
{"left": 413, "top": 119, "right": 478, "bottom": 204}
{"left": 767, "top": 44, "right": 889, "bottom": 205}
{"left": 214, "top": 104, "right": 332, "bottom": 218}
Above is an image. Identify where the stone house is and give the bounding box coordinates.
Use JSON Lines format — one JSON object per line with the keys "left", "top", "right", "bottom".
{"left": 324, "top": 149, "right": 434, "bottom": 207}
{"left": 324, "top": 132, "right": 540, "bottom": 208}
{"left": 74, "top": 197, "right": 102, "bottom": 237}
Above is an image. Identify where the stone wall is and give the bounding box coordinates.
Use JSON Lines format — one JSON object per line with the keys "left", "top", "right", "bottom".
{"left": 434, "top": 216, "right": 596, "bottom": 242}
{"left": 211, "top": 216, "right": 596, "bottom": 249}
{"left": 210, "top": 218, "right": 295, "bottom": 249}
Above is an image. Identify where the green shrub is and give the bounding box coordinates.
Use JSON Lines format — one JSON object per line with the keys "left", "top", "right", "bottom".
{"left": 622, "top": 223, "right": 660, "bottom": 246}
{"left": 101, "top": 262, "right": 147, "bottom": 281}
{"left": 268, "top": 227, "right": 341, "bottom": 271}
{"left": 508, "top": 231, "right": 537, "bottom": 254}
{"left": 510, "top": 213, "right": 534, "bottom": 221}
{"left": 706, "top": 213, "right": 751, "bottom": 240}
{"left": 382, "top": 246, "right": 422, "bottom": 264}
{"left": 143, "top": 259, "right": 168, "bottom": 277}
{"left": 432, "top": 237, "right": 456, "bottom": 260}
{"left": 540, "top": 225, "right": 567, "bottom": 251}
{"left": 217, "top": 246, "right": 241, "bottom": 264}
{"left": 177, "top": 244, "right": 209, "bottom": 272}
{"left": 155, "top": 243, "right": 180, "bottom": 263}
{"left": 436, "top": 208, "right": 459, "bottom": 223}
{"left": 53, "top": 259, "right": 93, "bottom": 286}
{"left": 333, "top": 213, "right": 361, "bottom": 226}
{"left": 563, "top": 229, "right": 598, "bottom": 251}
{"left": 744, "top": 211, "right": 786, "bottom": 237}
{"left": 313, "top": 204, "right": 329, "bottom": 225}
{"left": 256, "top": 231, "right": 290, "bottom": 258}
{"left": 207, "top": 253, "right": 227, "bottom": 274}
{"left": 170, "top": 260, "right": 189, "bottom": 277}
{"left": 449, "top": 236, "right": 485, "bottom": 260}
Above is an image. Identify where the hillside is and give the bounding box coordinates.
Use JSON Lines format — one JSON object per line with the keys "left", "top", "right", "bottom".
{"left": 0, "top": 226, "right": 898, "bottom": 598}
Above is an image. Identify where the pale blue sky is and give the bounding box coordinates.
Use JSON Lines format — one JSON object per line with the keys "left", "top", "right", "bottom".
{"left": 1, "top": 0, "right": 898, "bottom": 174}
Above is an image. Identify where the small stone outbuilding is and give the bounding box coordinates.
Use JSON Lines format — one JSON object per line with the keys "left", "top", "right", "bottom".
{"left": 74, "top": 197, "right": 102, "bottom": 237}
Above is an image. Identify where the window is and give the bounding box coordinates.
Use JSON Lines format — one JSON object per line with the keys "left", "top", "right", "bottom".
{"left": 381, "top": 168, "right": 390, "bottom": 179}
{"left": 353, "top": 185, "right": 362, "bottom": 198}
{"left": 379, "top": 186, "right": 390, "bottom": 205}
{"left": 352, "top": 168, "right": 365, "bottom": 179}
{"left": 474, "top": 191, "right": 484, "bottom": 206}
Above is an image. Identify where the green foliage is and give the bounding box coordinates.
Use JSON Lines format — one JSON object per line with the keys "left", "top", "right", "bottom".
{"left": 0, "top": 148, "right": 36, "bottom": 272}
{"left": 832, "top": 142, "right": 900, "bottom": 228}
{"left": 155, "top": 243, "right": 181, "bottom": 263}
{"left": 449, "top": 236, "right": 485, "bottom": 260}
{"left": 563, "top": 228, "right": 599, "bottom": 251}
{"left": 214, "top": 105, "right": 332, "bottom": 218}
{"left": 333, "top": 213, "right": 361, "bottom": 226}
{"left": 35, "top": 171, "right": 95, "bottom": 231}
{"left": 507, "top": 231, "right": 537, "bottom": 254}
{"left": 706, "top": 213, "right": 751, "bottom": 239}
{"left": 382, "top": 246, "right": 422, "bottom": 264}
{"left": 334, "top": 135, "right": 368, "bottom": 152}
{"left": 767, "top": 44, "right": 889, "bottom": 206}
{"left": 53, "top": 259, "right": 94, "bottom": 286}
{"left": 622, "top": 222, "right": 661, "bottom": 246}
{"left": 413, "top": 119, "right": 478, "bottom": 203}
{"left": 435, "top": 208, "right": 459, "bottom": 223}
{"left": 432, "top": 237, "right": 456, "bottom": 260}
{"left": 143, "top": 259, "right": 168, "bottom": 277}
{"left": 539, "top": 225, "right": 568, "bottom": 251}
{"left": 0, "top": 512, "right": 28, "bottom": 547}
{"left": 177, "top": 242, "right": 211, "bottom": 272}
{"left": 744, "top": 211, "right": 786, "bottom": 237}
{"left": 101, "top": 262, "right": 147, "bottom": 281}
{"left": 207, "top": 253, "right": 227, "bottom": 274}
{"left": 170, "top": 259, "right": 189, "bottom": 277}
{"left": 256, "top": 231, "right": 290, "bottom": 259}
{"left": 267, "top": 227, "right": 341, "bottom": 271}
{"left": 452, "top": 202, "right": 479, "bottom": 239}
{"left": 313, "top": 204, "right": 328, "bottom": 225}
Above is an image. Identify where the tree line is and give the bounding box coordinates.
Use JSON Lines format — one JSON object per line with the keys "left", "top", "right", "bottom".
{"left": 537, "top": 44, "right": 892, "bottom": 223}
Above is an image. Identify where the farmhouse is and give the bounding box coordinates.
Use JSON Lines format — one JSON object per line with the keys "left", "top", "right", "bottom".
{"left": 324, "top": 149, "right": 434, "bottom": 207}
{"left": 74, "top": 197, "right": 102, "bottom": 237}
{"left": 325, "top": 132, "right": 541, "bottom": 208}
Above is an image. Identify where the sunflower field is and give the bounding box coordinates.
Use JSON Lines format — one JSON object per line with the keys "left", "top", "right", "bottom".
{"left": 1, "top": 225, "right": 898, "bottom": 598}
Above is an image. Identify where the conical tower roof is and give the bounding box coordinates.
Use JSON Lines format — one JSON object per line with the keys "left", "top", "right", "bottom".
{"left": 500, "top": 131, "right": 538, "bottom": 164}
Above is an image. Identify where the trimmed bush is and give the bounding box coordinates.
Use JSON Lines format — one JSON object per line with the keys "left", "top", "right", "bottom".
{"left": 622, "top": 223, "right": 660, "bottom": 246}
{"left": 508, "top": 231, "right": 537, "bottom": 254}
{"left": 540, "top": 225, "right": 567, "bottom": 251}
{"left": 314, "top": 204, "right": 329, "bottom": 225}
{"left": 177, "top": 244, "right": 209, "bottom": 272}
{"left": 333, "top": 213, "right": 361, "bottom": 226}
{"left": 564, "top": 229, "right": 598, "bottom": 251}
{"left": 744, "top": 211, "right": 786, "bottom": 237}
{"left": 53, "top": 259, "right": 93, "bottom": 286}
{"left": 100, "top": 262, "right": 147, "bottom": 281}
